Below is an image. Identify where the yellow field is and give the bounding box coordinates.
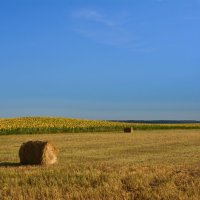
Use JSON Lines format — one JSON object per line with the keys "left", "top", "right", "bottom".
{"left": 0, "top": 117, "right": 200, "bottom": 135}
{"left": 0, "top": 117, "right": 128, "bottom": 129}
{"left": 0, "top": 130, "right": 200, "bottom": 200}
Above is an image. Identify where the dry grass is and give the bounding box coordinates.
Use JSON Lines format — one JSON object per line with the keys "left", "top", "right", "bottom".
{"left": 0, "top": 130, "right": 200, "bottom": 199}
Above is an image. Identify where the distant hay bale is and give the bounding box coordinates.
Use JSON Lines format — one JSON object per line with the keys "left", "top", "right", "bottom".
{"left": 19, "top": 141, "right": 58, "bottom": 165}
{"left": 124, "top": 127, "right": 133, "bottom": 133}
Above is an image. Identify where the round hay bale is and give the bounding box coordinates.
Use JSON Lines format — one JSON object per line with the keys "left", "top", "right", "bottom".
{"left": 124, "top": 127, "right": 133, "bottom": 133}
{"left": 19, "top": 141, "right": 58, "bottom": 165}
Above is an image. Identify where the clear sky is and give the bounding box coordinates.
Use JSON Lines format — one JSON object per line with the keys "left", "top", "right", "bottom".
{"left": 0, "top": 0, "right": 200, "bottom": 120}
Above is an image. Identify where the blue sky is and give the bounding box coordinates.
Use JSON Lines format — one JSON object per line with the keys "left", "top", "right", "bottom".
{"left": 0, "top": 0, "right": 200, "bottom": 120}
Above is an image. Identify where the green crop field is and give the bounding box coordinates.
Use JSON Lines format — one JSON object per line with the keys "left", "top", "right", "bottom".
{"left": 1, "top": 130, "right": 200, "bottom": 200}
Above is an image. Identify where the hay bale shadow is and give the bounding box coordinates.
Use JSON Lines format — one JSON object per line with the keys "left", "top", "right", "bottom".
{"left": 0, "top": 162, "right": 21, "bottom": 168}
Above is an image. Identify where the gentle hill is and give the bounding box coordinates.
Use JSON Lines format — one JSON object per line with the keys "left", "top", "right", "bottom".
{"left": 0, "top": 117, "right": 200, "bottom": 135}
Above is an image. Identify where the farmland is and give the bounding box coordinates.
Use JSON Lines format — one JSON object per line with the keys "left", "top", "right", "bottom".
{"left": 1, "top": 130, "right": 200, "bottom": 200}
{"left": 0, "top": 117, "right": 200, "bottom": 135}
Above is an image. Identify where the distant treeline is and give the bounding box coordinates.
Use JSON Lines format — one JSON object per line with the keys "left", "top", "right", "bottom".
{"left": 110, "top": 120, "right": 200, "bottom": 124}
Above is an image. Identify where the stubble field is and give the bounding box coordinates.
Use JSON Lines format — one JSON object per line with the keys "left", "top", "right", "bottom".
{"left": 0, "top": 130, "right": 200, "bottom": 200}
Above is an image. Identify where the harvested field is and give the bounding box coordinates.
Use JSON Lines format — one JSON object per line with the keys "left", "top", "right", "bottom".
{"left": 0, "top": 130, "right": 200, "bottom": 200}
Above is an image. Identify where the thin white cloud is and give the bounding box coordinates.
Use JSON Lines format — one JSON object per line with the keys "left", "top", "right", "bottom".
{"left": 73, "top": 9, "right": 115, "bottom": 27}
{"left": 71, "top": 9, "right": 155, "bottom": 53}
{"left": 76, "top": 28, "right": 136, "bottom": 47}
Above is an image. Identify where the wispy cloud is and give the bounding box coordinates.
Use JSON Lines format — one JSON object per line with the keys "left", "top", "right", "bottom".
{"left": 70, "top": 9, "right": 155, "bottom": 53}
{"left": 73, "top": 9, "right": 115, "bottom": 27}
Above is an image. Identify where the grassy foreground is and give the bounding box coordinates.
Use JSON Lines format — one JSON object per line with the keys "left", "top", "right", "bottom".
{"left": 0, "top": 117, "right": 200, "bottom": 135}
{"left": 0, "top": 130, "right": 200, "bottom": 200}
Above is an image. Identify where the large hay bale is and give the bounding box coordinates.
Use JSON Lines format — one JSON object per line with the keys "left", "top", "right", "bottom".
{"left": 124, "top": 127, "right": 133, "bottom": 133}
{"left": 19, "top": 141, "right": 58, "bottom": 165}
